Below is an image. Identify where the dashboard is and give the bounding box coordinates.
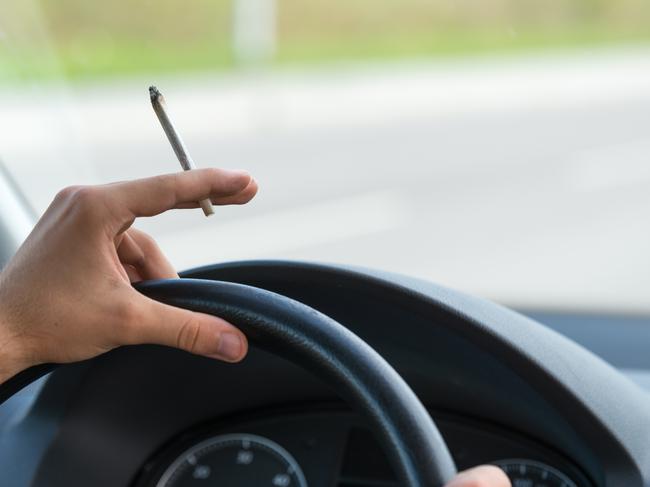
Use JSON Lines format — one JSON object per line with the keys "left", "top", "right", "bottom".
{"left": 0, "top": 260, "right": 649, "bottom": 487}
{"left": 134, "top": 408, "right": 592, "bottom": 487}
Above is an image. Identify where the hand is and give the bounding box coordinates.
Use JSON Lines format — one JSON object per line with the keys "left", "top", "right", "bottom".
{"left": 445, "top": 466, "right": 511, "bottom": 487}
{"left": 0, "top": 168, "right": 258, "bottom": 383}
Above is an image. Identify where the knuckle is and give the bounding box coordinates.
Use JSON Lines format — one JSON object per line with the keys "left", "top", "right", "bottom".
{"left": 69, "top": 185, "right": 99, "bottom": 205}
{"left": 108, "top": 302, "right": 141, "bottom": 345}
{"left": 56, "top": 185, "right": 103, "bottom": 217}
{"left": 155, "top": 174, "right": 176, "bottom": 192}
{"left": 131, "top": 253, "right": 147, "bottom": 269}
{"left": 115, "top": 299, "right": 140, "bottom": 328}
{"left": 152, "top": 174, "right": 178, "bottom": 205}
{"left": 54, "top": 185, "right": 83, "bottom": 202}
{"left": 136, "top": 232, "right": 158, "bottom": 253}
{"left": 175, "top": 316, "right": 201, "bottom": 353}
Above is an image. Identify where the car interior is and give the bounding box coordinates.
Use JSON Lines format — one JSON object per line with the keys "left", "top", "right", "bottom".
{"left": 0, "top": 260, "right": 649, "bottom": 487}
{"left": 2, "top": 1, "right": 650, "bottom": 487}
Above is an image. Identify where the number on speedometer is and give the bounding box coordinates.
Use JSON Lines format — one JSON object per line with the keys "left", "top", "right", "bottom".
{"left": 494, "top": 459, "right": 578, "bottom": 487}
{"left": 155, "top": 433, "right": 308, "bottom": 487}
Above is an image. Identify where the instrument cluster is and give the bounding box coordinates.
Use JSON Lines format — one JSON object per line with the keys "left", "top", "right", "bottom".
{"left": 136, "top": 409, "right": 592, "bottom": 487}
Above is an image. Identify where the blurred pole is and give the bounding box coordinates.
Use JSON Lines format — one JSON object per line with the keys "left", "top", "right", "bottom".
{"left": 232, "top": 0, "right": 276, "bottom": 68}
{"left": 0, "top": 162, "right": 36, "bottom": 270}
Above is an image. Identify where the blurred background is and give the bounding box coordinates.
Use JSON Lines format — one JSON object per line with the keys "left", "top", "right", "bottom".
{"left": 1, "top": 0, "right": 650, "bottom": 312}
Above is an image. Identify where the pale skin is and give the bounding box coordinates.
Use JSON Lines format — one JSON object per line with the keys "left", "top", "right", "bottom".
{"left": 0, "top": 168, "right": 510, "bottom": 487}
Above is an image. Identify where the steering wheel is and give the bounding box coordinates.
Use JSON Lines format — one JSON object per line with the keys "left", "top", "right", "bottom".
{"left": 4, "top": 261, "right": 650, "bottom": 486}
{"left": 131, "top": 278, "right": 458, "bottom": 487}
{"left": 0, "top": 277, "right": 457, "bottom": 486}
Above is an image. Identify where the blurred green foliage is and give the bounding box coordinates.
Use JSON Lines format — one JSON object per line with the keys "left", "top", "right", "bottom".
{"left": 1, "top": 0, "right": 650, "bottom": 81}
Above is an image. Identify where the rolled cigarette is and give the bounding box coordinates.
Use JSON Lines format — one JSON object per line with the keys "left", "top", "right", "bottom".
{"left": 149, "top": 85, "right": 214, "bottom": 216}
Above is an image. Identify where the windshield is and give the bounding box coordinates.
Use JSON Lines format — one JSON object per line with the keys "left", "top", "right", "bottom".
{"left": 1, "top": 1, "right": 650, "bottom": 312}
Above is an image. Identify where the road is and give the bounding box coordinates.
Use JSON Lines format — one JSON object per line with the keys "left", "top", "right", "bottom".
{"left": 3, "top": 47, "right": 650, "bottom": 312}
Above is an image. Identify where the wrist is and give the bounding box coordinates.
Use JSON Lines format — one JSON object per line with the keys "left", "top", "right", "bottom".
{"left": 0, "top": 326, "right": 34, "bottom": 386}
{"left": 0, "top": 286, "right": 33, "bottom": 384}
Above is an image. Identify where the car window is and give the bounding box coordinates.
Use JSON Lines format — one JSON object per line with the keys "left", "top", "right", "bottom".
{"left": 2, "top": 0, "right": 650, "bottom": 311}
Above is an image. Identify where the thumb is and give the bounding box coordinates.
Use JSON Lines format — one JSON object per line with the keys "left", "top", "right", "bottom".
{"left": 125, "top": 295, "right": 248, "bottom": 362}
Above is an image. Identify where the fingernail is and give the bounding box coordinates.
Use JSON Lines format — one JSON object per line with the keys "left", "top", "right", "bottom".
{"left": 222, "top": 170, "right": 252, "bottom": 192}
{"left": 214, "top": 332, "right": 244, "bottom": 362}
{"left": 223, "top": 169, "right": 250, "bottom": 179}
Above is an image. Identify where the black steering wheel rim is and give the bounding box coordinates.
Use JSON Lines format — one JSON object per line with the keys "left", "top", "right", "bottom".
{"left": 135, "top": 278, "right": 457, "bottom": 487}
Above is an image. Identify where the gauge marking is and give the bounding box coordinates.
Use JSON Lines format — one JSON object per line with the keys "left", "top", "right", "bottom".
{"left": 156, "top": 433, "right": 308, "bottom": 487}
{"left": 493, "top": 458, "right": 577, "bottom": 487}
{"left": 191, "top": 465, "right": 210, "bottom": 479}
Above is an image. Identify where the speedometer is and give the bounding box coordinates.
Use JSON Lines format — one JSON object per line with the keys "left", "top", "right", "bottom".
{"left": 155, "top": 433, "right": 308, "bottom": 487}
{"left": 494, "top": 459, "right": 578, "bottom": 487}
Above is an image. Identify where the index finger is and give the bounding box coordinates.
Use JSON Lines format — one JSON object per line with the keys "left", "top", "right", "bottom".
{"left": 105, "top": 168, "right": 252, "bottom": 219}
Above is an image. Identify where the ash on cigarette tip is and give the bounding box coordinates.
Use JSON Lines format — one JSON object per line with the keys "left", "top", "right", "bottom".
{"left": 149, "top": 85, "right": 161, "bottom": 101}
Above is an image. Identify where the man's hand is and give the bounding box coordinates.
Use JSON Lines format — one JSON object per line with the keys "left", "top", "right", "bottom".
{"left": 446, "top": 466, "right": 511, "bottom": 487}
{"left": 0, "top": 168, "right": 257, "bottom": 382}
